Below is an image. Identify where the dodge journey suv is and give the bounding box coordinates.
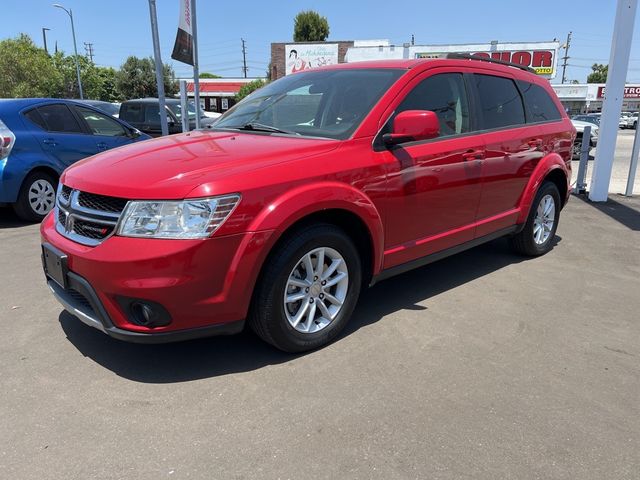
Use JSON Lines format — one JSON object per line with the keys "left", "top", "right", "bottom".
{"left": 41, "top": 55, "right": 574, "bottom": 352}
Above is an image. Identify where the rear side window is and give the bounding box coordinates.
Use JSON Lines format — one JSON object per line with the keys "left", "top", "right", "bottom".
{"left": 76, "top": 106, "right": 128, "bottom": 137}
{"left": 120, "top": 104, "right": 144, "bottom": 123}
{"left": 474, "top": 74, "right": 525, "bottom": 130}
{"left": 395, "top": 73, "right": 470, "bottom": 137}
{"left": 518, "top": 81, "right": 562, "bottom": 123}
{"left": 24, "top": 108, "right": 48, "bottom": 130}
{"left": 144, "top": 105, "right": 161, "bottom": 124}
{"left": 35, "top": 104, "right": 84, "bottom": 134}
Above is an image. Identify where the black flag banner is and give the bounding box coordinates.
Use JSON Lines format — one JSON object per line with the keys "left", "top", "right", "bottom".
{"left": 171, "top": 0, "right": 194, "bottom": 65}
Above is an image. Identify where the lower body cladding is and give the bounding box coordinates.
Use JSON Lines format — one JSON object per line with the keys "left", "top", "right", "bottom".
{"left": 40, "top": 213, "right": 274, "bottom": 343}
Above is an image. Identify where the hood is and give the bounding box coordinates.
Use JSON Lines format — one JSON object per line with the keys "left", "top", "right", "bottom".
{"left": 62, "top": 130, "right": 340, "bottom": 199}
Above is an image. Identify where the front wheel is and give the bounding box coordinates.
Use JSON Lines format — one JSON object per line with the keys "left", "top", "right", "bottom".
{"left": 249, "top": 224, "right": 362, "bottom": 352}
{"left": 510, "top": 181, "right": 561, "bottom": 256}
{"left": 12, "top": 171, "right": 57, "bottom": 222}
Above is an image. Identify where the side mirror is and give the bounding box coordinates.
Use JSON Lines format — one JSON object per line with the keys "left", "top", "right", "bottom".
{"left": 383, "top": 110, "right": 440, "bottom": 146}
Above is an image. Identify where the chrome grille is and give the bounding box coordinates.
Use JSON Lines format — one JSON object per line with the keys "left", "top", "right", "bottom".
{"left": 55, "top": 185, "right": 127, "bottom": 246}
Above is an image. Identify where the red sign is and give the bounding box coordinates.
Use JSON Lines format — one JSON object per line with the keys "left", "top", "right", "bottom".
{"left": 598, "top": 86, "right": 640, "bottom": 99}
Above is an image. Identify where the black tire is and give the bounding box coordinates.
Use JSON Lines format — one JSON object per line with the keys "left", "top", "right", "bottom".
{"left": 249, "top": 223, "right": 362, "bottom": 352}
{"left": 510, "top": 181, "right": 561, "bottom": 257}
{"left": 12, "top": 171, "right": 58, "bottom": 222}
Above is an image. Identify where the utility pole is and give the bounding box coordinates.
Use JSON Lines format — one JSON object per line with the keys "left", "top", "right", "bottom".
{"left": 84, "top": 42, "right": 94, "bottom": 63}
{"left": 147, "top": 0, "right": 169, "bottom": 136}
{"left": 561, "top": 31, "right": 572, "bottom": 84}
{"left": 42, "top": 28, "right": 50, "bottom": 55}
{"left": 190, "top": 0, "right": 201, "bottom": 129}
{"left": 411, "top": 34, "right": 415, "bottom": 46}
{"left": 241, "top": 38, "right": 248, "bottom": 78}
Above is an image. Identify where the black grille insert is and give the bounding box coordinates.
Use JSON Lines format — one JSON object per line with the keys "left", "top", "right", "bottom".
{"left": 60, "top": 185, "right": 72, "bottom": 202}
{"left": 77, "top": 191, "right": 127, "bottom": 213}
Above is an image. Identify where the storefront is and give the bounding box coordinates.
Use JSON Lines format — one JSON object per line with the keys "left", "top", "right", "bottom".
{"left": 182, "top": 78, "right": 263, "bottom": 113}
{"left": 551, "top": 84, "right": 640, "bottom": 114}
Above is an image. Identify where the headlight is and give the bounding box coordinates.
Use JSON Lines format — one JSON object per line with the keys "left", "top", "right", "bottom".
{"left": 117, "top": 194, "right": 240, "bottom": 239}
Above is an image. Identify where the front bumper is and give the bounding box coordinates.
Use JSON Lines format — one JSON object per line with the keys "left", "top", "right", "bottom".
{"left": 40, "top": 212, "right": 274, "bottom": 342}
{"left": 46, "top": 271, "right": 243, "bottom": 343}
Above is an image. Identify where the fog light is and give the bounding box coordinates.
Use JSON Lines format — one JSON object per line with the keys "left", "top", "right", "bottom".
{"left": 117, "top": 297, "right": 172, "bottom": 328}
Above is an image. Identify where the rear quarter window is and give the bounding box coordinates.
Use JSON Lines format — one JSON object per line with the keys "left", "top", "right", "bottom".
{"left": 518, "top": 81, "right": 562, "bottom": 123}
{"left": 121, "top": 104, "right": 144, "bottom": 123}
{"left": 473, "top": 74, "right": 526, "bottom": 130}
{"left": 23, "top": 108, "right": 48, "bottom": 130}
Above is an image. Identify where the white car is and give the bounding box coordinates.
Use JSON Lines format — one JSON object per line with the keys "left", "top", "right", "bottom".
{"left": 571, "top": 120, "right": 599, "bottom": 159}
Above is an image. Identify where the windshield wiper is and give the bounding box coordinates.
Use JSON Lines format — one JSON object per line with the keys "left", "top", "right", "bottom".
{"left": 236, "top": 122, "right": 300, "bottom": 136}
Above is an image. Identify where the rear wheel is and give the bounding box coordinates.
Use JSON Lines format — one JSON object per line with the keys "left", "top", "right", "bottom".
{"left": 249, "top": 224, "right": 362, "bottom": 352}
{"left": 12, "top": 171, "right": 57, "bottom": 222}
{"left": 510, "top": 181, "right": 561, "bottom": 256}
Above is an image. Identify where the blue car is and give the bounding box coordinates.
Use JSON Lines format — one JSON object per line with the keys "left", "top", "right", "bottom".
{"left": 0, "top": 98, "right": 150, "bottom": 221}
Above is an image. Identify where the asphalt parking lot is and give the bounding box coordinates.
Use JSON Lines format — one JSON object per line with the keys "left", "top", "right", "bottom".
{"left": 1, "top": 195, "right": 639, "bottom": 478}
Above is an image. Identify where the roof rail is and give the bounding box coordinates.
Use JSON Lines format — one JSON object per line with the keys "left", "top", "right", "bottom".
{"left": 445, "top": 53, "right": 537, "bottom": 74}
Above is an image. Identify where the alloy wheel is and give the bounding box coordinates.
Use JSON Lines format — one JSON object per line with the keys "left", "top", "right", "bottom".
{"left": 283, "top": 247, "right": 349, "bottom": 334}
{"left": 533, "top": 194, "right": 555, "bottom": 245}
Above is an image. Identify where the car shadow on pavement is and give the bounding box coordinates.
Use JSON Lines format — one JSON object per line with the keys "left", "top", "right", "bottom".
{"left": 573, "top": 194, "right": 640, "bottom": 231}
{"left": 59, "top": 237, "right": 552, "bottom": 384}
{"left": 0, "top": 207, "right": 33, "bottom": 228}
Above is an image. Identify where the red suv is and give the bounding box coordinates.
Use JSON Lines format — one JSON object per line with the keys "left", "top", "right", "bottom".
{"left": 41, "top": 56, "right": 574, "bottom": 352}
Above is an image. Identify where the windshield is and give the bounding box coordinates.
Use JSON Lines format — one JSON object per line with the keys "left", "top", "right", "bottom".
{"left": 167, "top": 102, "right": 198, "bottom": 120}
{"left": 214, "top": 68, "right": 404, "bottom": 140}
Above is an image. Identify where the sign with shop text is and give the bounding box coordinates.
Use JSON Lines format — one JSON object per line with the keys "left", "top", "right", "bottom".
{"left": 414, "top": 42, "right": 560, "bottom": 78}
{"left": 598, "top": 86, "right": 640, "bottom": 99}
{"left": 285, "top": 44, "right": 339, "bottom": 75}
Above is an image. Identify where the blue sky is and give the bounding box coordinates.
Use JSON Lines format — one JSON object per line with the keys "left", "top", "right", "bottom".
{"left": 4, "top": 0, "right": 640, "bottom": 82}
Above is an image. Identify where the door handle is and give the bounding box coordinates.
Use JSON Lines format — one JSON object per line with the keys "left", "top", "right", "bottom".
{"left": 43, "top": 138, "right": 57, "bottom": 146}
{"left": 97, "top": 142, "right": 108, "bottom": 150}
{"left": 462, "top": 150, "right": 485, "bottom": 161}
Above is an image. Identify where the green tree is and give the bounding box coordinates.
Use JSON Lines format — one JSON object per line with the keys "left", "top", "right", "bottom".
{"left": 293, "top": 10, "right": 330, "bottom": 42}
{"left": 587, "top": 64, "right": 608, "bottom": 83}
{"left": 115, "top": 56, "right": 178, "bottom": 100}
{"left": 0, "top": 34, "right": 62, "bottom": 97}
{"left": 199, "top": 72, "right": 221, "bottom": 78}
{"left": 235, "top": 79, "right": 266, "bottom": 102}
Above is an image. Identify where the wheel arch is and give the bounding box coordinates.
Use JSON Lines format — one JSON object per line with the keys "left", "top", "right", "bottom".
{"left": 516, "top": 153, "right": 570, "bottom": 224}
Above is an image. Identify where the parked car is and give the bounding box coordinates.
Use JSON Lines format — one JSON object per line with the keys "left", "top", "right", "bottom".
{"left": 572, "top": 114, "right": 600, "bottom": 127}
{"left": 119, "top": 98, "right": 216, "bottom": 136}
{"left": 41, "top": 56, "right": 574, "bottom": 352}
{"left": 77, "top": 100, "right": 121, "bottom": 118}
{"left": 571, "top": 119, "right": 598, "bottom": 159}
{"left": 0, "top": 98, "right": 150, "bottom": 221}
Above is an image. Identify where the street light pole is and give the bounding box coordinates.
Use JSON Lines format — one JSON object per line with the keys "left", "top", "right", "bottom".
{"left": 42, "top": 28, "right": 50, "bottom": 55}
{"left": 53, "top": 4, "right": 84, "bottom": 99}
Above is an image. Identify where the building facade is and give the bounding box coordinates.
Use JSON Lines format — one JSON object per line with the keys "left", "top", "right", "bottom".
{"left": 181, "top": 78, "right": 263, "bottom": 113}
{"left": 551, "top": 84, "right": 640, "bottom": 114}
